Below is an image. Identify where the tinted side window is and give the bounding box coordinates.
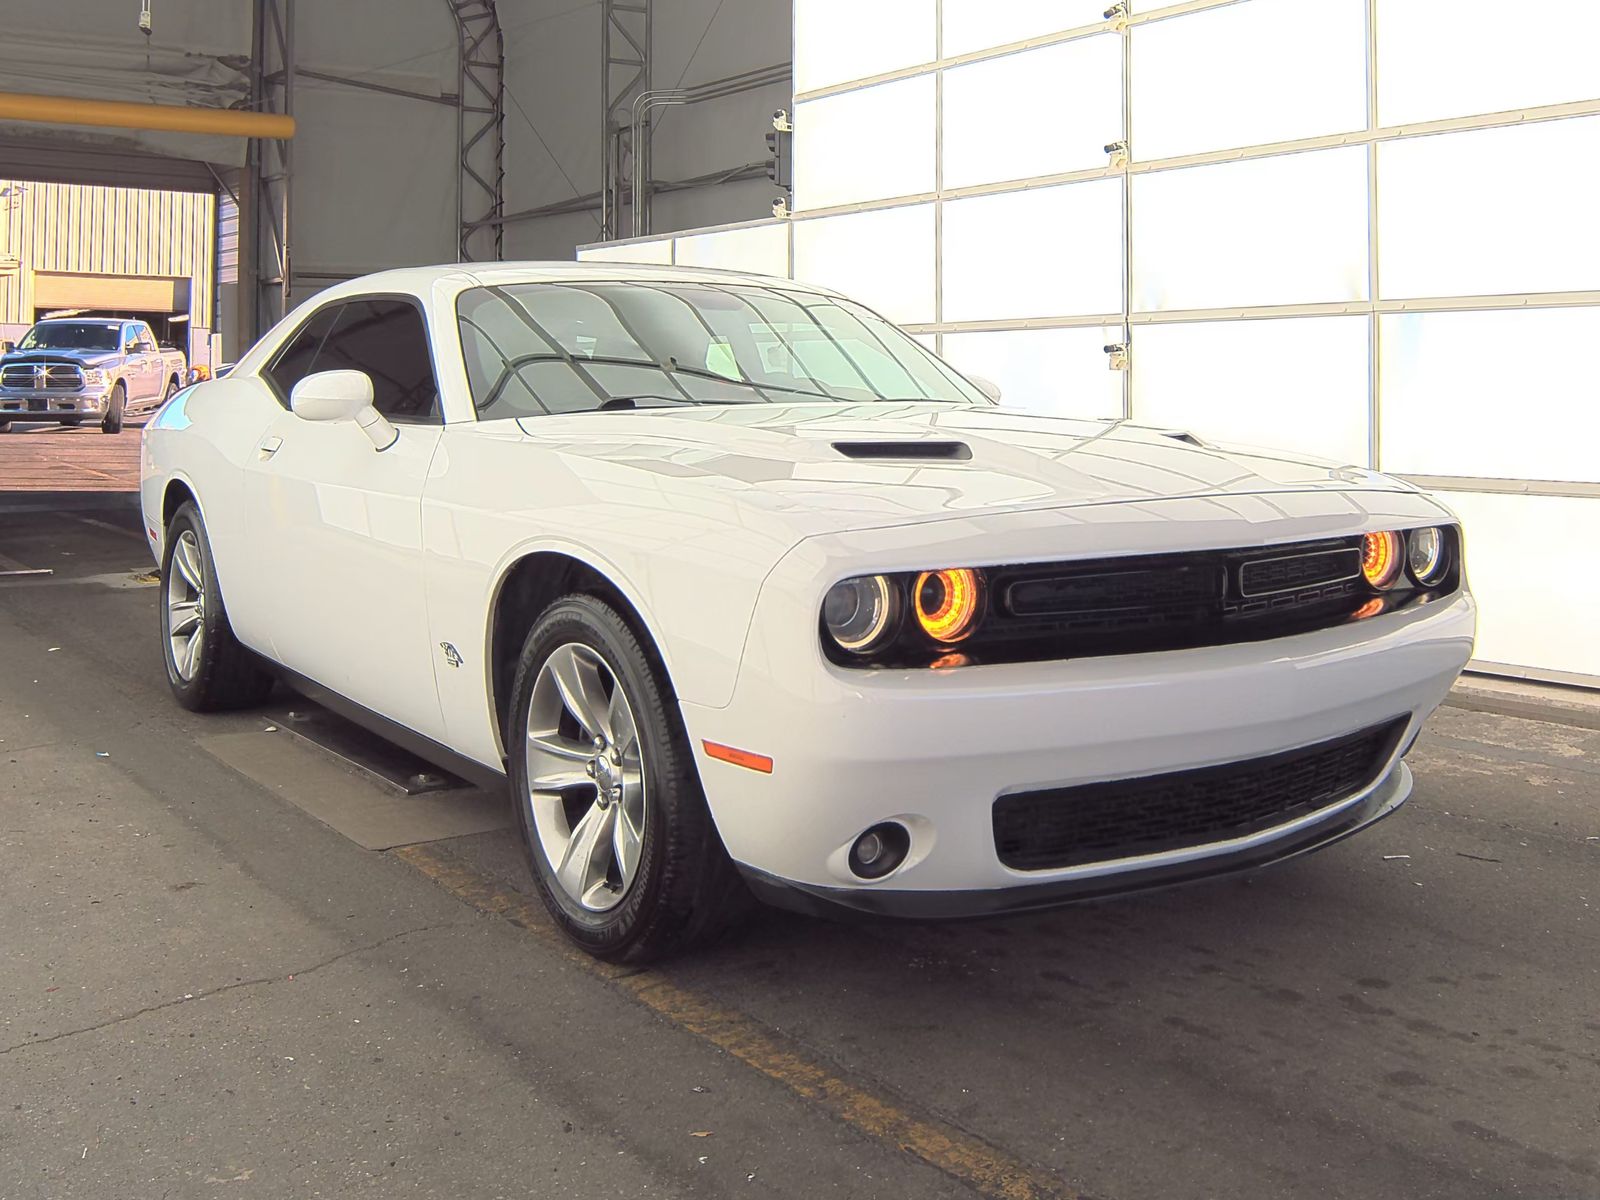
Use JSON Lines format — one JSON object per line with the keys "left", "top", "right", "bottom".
{"left": 264, "top": 306, "right": 341, "bottom": 403}
{"left": 315, "top": 300, "right": 440, "bottom": 423}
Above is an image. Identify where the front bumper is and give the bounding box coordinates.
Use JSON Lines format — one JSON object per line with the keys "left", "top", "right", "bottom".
{"left": 0, "top": 392, "right": 108, "bottom": 419}
{"left": 739, "top": 758, "right": 1412, "bottom": 919}
{"left": 680, "top": 491, "right": 1476, "bottom": 913}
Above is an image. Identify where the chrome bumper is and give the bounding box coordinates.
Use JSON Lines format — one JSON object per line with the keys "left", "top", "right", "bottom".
{"left": 0, "top": 392, "right": 108, "bottom": 416}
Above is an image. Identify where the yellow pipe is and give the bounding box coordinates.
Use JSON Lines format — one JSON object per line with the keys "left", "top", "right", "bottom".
{"left": 0, "top": 90, "right": 295, "bottom": 139}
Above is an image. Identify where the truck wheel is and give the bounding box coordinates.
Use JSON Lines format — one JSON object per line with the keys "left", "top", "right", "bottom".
{"left": 163, "top": 377, "right": 179, "bottom": 401}
{"left": 101, "top": 383, "right": 125, "bottom": 434}
{"left": 0, "top": 420, "right": 12, "bottom": 434}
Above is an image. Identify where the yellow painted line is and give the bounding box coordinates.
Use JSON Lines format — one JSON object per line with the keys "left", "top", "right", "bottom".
{"left": 394, "top": 841, "right": 1073, "bottom": 1200}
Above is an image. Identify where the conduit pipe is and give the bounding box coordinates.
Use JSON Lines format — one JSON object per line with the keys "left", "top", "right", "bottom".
{"left": 0, "top": 90, "right": 296, "bottom": 139}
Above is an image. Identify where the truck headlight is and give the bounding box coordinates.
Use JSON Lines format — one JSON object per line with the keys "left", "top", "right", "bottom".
{"left": 82, "top": 369, "right": 107, "bottom": 387}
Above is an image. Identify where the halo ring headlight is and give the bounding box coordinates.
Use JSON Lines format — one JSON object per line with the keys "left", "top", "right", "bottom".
{"left": 914, "top": 568, "right": 983, "bottom": 644}
{"left": 1361, "top": 531, "right": 1404, "bottom": 590}
{"left": 1406, "top": 526, "right": 1449, "bottom": 586}
{"left": 823, "top": 575, "right": 898, "bottom": 654}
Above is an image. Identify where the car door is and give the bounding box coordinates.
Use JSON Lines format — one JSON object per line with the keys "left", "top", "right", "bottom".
{"left": 121, "top": 324, "right": 151, "bottom": 398}
{"left": 137, "top": 327, "right": 164, "bottom": 403}
{"left": 243, "top": 296, "right": 448, "bottom": 740}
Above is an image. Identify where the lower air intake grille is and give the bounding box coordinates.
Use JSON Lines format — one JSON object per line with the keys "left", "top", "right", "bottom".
{"left": 993, "top": 718, "right": 1408, "bottom": 871}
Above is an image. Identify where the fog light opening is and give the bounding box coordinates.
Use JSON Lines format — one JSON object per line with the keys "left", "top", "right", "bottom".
{"left": 848, "top": 822, "right": 911, "bottom": 880}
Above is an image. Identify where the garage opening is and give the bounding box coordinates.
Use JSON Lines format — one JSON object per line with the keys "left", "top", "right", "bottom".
{"left": 1, "top": 175, "right": 221, "bottom": 494}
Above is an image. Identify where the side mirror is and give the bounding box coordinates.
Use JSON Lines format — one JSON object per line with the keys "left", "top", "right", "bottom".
{"left": 289, "top": 370, "right": 397, "bottom": 450}
{"left": 968, "top": 374, "right": 1003, "bottom": 403}
{"left": 0, "top": 340, "right": 13, "bottom": 354}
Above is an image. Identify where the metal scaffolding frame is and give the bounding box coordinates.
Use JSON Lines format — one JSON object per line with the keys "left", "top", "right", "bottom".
{"left": 600, "top": 0, "right": 652, "bottom": 242}
{"left": 246, "top": 0, "right": 504, "bottom": 336}
{"left": 449, "top": 0, "right": 505, "bottom": 261}
{"left": 249, "top": 0, "right": 294, "bottom": 334}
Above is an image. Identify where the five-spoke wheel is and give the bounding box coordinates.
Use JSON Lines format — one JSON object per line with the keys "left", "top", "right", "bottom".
{"left": 508, "top": 594, "right": 748, "bottom": 962}
{"left": 524, "top": 643, "right": 648, "bottom": 912}
{"left": 160, "top": 502, "right": 274, "bottom": 711}
{"left": 166, "top": 528, "right": 207, "bottom": 683}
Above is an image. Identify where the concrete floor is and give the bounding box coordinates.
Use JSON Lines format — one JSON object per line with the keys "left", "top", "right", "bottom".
{"left": 2, "top": 504, "right": 1596, "bottom": 1200}
{"left": 0, "top": 414, "right": 148, "bottom": 493}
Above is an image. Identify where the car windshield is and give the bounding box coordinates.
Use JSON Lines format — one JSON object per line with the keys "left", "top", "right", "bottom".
{"left": 455, "top": 280, "right": 988, "bottom": 418}
{"left": 18, "top": 322, "right": 122, "bottom": 351}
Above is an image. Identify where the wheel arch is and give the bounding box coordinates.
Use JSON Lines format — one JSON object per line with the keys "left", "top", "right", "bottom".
{"left": 485, "top": 547, "right": 678, "bottom": 759}
{"left": 162, "top": 476, "right": 201, "bottom": 528}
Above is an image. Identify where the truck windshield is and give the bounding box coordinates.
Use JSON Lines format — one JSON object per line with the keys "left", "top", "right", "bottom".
{"left": 18, "top": 322, "right": 122, "bottom": 351}
{"left": 456, "top": 280, "right": 988, "bottom": 418}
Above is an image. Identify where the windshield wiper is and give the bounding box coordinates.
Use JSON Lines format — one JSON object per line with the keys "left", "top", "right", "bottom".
{"left": 594, "top": 394, "right": 753, "bottom": 411}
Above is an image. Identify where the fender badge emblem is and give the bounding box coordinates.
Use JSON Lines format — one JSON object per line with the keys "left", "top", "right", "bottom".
{"left": 440, "top": 642, "right": 464, "bottom": 669}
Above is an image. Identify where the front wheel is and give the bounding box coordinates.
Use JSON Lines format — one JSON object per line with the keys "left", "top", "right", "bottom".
{"left": 101, "top": 383, "right": 125, "bottom": 434}
{"left": 163, "top": 376, "right": 179, "bottom": 401}
{"left": 508, "top": 594, "right": 748, "bottom": 962}
{"left": 161, "top": 503, "right": 275, "bottom": 711}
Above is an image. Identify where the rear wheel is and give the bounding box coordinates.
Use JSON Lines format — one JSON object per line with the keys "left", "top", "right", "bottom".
{"left": 508, "top": 594, "right": 748, "bottom": 962}
{"left": 101, "top": 383, "right": 125, "bottom": 434}
{"left": 163, "top": 376, "right": 179, "bottom": 401}
{"left": 161, "top": 503, "right": 275, "bottom": 711}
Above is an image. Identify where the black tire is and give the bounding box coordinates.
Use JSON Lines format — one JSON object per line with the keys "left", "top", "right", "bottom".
{"left": 0, "top": 420, "right": 12, "bottom": 434}
{"left": 161, "top": 502, "right": 275, "bottom": 712}
{"left": 101, "top": 383, "right": 125, "bottom": 434}
{"left": 507, "top": 594, "right": 749, "bottom": 963}
{"left": 164, "top": 376, "right": 179, "bottom": 401}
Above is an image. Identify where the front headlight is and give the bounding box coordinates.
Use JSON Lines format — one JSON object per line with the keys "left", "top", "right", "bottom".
{"left": 822, "top": 575, "right": 899, "bottom": 654}
{"left": 1405, "top": 526, "right": 1450, "bottom": 586}
{"left": 822, "top": 568, "right": 990, "bottom": 660}
{"left": 913, "top": 568, "right": 984, "bottom": 644}
{"left": 1360, "top": 531, "right": 1404, "bottom": 589}
{"left": 82, "top": 369, "right": 107, "bottom": 387}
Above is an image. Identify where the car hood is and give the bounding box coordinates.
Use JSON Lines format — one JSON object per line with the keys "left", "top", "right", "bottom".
{"left": 511, "top": 402, "right": 1411, "bottom": 535}
{"left": 1, "top": 350, "right": 119, "bottom": 367}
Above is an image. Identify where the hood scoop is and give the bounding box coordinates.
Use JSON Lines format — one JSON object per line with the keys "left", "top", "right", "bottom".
{"left": 832, "top": 440, "right": 972, "bottom": 461}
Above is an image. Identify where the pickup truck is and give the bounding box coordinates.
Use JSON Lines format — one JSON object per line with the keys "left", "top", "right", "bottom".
{"left": 0, "top": 317, "right": 187, "bottom": 434}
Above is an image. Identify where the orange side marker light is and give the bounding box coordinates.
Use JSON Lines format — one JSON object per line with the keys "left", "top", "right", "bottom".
{"left": 703, "top": 740, "right": 774, "bottom": 774}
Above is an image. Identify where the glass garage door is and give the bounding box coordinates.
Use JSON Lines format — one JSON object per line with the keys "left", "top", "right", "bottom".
{"left": 583, "top": 0, "right": 1600, "bottom": 683}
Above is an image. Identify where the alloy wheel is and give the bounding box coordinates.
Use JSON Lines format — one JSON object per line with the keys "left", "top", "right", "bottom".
{"left": 524, "top": 642, "right": 647, "bottom": 912}
{"left": 166, "top": 529, "right": 206, "bottom": 681}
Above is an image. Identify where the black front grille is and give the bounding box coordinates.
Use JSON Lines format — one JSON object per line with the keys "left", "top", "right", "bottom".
{"left": 1004, "top": 562, "right": 1222, "bottom": 619}
{"left": 979, "top": 538, "right": 1378, "bottom": 655}
{"left": 1240, "top": 547, "right": 1361, "bottom": 596}
{"left": 992, "top": 718, "right": 1408, "bottom": 871}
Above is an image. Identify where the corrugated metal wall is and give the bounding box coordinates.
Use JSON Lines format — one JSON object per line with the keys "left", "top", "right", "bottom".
{"left": 0, "top": 180, "right": 215, "bottom": 330}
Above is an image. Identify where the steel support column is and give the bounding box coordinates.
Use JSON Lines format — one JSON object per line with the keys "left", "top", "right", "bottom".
{"left": 447, "top": 0, "right": 504, "bottom": 261}
{"left": 601, "top": 0, "right": 652, "bottom": 241}
{"left": 249, "top": 0, "right": 294, "bottom": 333}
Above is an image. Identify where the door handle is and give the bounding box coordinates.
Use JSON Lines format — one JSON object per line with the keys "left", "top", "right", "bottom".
{"left": 257, "top": 435, "right": 283, "bottom": 460}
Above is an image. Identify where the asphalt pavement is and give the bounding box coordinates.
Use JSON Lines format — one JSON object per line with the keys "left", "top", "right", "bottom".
{"left": 2, "top": 504, "right": 1596, "bottom": 1200}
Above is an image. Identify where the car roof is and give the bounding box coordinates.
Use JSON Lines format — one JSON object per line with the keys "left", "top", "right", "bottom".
{"left": 306, "top": 260, "right": 843, "bottom": 302}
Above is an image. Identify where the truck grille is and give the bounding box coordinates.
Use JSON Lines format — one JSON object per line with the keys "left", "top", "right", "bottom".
{"left": 992, "top": 718, "right": 1408, "bottom": 871}
{"left": 0, "top": 362, "right": 86, "bottom": 391}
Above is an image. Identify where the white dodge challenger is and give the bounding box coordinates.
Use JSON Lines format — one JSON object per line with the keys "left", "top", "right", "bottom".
{"left": 141, "top": 263, "right": 1476, "bottom": 961}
